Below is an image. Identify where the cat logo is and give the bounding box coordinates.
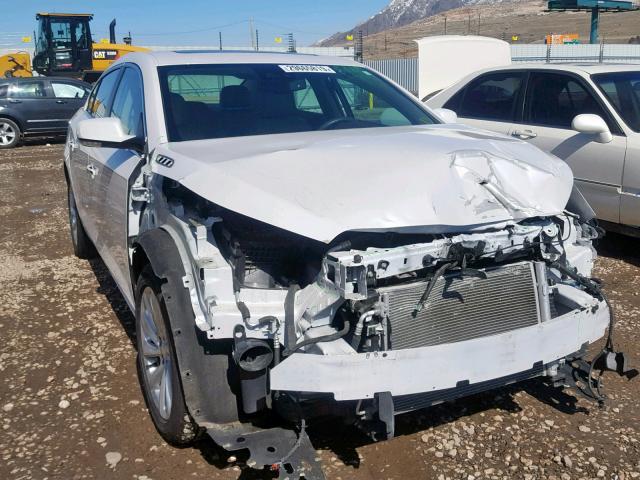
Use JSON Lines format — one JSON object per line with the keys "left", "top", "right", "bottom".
{"left": 93, "top": 49, "right": 118, "bottom": 60}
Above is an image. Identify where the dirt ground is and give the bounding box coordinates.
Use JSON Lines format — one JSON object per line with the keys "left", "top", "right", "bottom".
{"left": 1, "top": 141, "right": 640, "bottom": 480}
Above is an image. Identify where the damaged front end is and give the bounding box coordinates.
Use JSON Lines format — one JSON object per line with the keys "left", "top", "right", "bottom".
{"left": 131, "top": 135, "right": 628, "bottom": 479}
{"left": 140, "top": 187, "right": 615, "bottom": 478}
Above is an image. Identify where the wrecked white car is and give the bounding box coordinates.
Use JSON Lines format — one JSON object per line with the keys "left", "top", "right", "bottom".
{"left": 64, "top": 52, "right": 619, "bottom": 479}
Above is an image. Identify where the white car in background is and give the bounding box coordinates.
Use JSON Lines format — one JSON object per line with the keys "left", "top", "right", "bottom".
{"left": 64, "top": 51, "right": 617, "bottom": 479}
{"left": 427, "top": 64, "right": 640, "bottom": 236}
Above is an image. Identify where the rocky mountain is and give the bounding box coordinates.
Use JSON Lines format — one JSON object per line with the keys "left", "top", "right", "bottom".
{"left": 317, "top": 0, "right": 523, "bottom": 46}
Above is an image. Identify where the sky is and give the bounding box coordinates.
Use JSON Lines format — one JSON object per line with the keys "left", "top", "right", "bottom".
{"left": 0, "top": 0, "right": 390, "bottom": 49}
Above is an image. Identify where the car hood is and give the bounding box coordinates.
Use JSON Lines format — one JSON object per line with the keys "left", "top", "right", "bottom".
{"left": 155, "top": 124, "right": 573, "bottom": 243}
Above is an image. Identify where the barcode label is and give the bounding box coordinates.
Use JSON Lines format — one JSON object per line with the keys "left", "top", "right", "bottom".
{"left": 279, "top": 65, "right": 336, "bottom": 74}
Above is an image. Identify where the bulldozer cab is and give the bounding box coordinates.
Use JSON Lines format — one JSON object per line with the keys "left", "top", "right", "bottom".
{"left": 32, "top": 13, "right": 93, "bottom": 77}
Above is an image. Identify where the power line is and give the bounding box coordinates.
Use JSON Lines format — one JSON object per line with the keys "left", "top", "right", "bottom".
{"left": 131, "top": 19, "right": 249, "bottom": 37}
{"left": 252, "top": 19, "right": 334, "bottom": 36}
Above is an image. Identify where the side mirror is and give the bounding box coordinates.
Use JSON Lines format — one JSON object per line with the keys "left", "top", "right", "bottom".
{"left": 77, "top": 117, "right": 144, "bottom": 151}
{"left": 432, "top": 107, "right": 458, "bottom": 124}
{"left": 572, "top": 114, "right": 612, "bottom": 144}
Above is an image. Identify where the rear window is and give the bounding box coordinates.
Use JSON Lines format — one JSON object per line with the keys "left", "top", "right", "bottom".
{"left": 9, "top": 81, "right": 47, "bottom": 98}
{"left": 448, "top": 72, "right": 525, "bottom": 121}
{"left": 158, "top": 63, "right": 436, "bottom": 142}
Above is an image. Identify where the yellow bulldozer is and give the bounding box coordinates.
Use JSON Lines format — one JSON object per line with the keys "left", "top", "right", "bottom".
{"left": 0, "top": 13, "right": 148, "bottom": 82}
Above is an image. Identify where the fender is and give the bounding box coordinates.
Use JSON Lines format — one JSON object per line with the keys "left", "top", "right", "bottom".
{"left": 135, "top": 228, "right": 239, "bottom": 425}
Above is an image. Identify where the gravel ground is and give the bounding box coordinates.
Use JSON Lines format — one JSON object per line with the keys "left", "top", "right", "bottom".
{"left": 1, "top": 142, "right": 639, "bottom": 480}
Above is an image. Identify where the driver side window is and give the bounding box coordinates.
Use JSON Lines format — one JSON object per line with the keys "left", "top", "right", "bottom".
{"left": 525, "top": 72, "right": 610, "bottom": 130}
{"left": 110, "top": 67, "right": 145, "bottom": 138}
{"left": 87, "top": 69, "right": 121, "bottom": 118}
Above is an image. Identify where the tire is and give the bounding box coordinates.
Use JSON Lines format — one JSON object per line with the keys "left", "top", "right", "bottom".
{"left": 0, "top": 118, "right": 20, "bottom": 149}
{"left": 67, "top": 183, "right": 96, "bottom": 259}
{"left": 135, "top": 265, "right": 200, "bottom": 446}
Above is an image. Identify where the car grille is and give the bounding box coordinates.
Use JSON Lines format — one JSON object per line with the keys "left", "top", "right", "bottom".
{"left": 379, "top": 261, "right": 540, "bottom": 351}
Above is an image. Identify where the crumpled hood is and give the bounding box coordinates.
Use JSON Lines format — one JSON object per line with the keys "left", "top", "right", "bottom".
{"left": 155, "top": 124, "right": 573, "bottom": 243}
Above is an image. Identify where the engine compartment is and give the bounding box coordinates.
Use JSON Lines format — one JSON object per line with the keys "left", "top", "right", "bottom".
{"left": 159, "top": 180, "right": 602, "bottom": 360}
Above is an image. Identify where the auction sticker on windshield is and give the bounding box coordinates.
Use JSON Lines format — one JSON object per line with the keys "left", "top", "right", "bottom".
{"left": 279, "top": 65, "right": 336, "bottom": 73}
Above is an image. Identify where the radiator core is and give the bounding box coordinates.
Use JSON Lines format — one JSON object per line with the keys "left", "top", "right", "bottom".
{"left": 379, "top": 262, "right": 540, "bottom": 350}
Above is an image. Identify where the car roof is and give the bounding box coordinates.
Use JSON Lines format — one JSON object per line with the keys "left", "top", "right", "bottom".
{"left": 0, "top": 76, "right": 89, "bottom": 84}
{"left": 114, "top": 50, "right": 361, "bottom": 69}
{"left": 480, "top": 63, "right": 640, "bottom": 75}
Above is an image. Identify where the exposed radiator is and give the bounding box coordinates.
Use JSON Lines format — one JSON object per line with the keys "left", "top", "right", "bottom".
{"left": 379, "top": 262, "right": 540, "bottom": 350}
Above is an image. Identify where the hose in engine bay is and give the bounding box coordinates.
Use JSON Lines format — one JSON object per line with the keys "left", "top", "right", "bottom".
{"left": 283, "top": 320, "right": 351, "bottom": 356}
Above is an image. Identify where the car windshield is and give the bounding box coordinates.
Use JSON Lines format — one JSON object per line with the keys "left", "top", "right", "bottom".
{"left": 158, "top": 63, "right": 436, "bottom": 141}
{"left": 592, "top": 71, "right": 640, "bottom": 132}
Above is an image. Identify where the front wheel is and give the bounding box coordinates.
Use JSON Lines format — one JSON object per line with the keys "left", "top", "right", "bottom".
{"left": 67, "top": 183, "right": 96, "bottom": 259}
{"left": 135, "top": 265, "right": 199, "bottom": 445}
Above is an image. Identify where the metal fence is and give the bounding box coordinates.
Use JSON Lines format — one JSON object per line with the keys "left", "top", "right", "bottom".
{"left": 361, "top": 44, "right": 640, "bottom": 94}
{"left": 363, "top": 58, "right": 419, "bottom": 94}
{"left": 511, "top": 43, "right": 640, "bottom": 63}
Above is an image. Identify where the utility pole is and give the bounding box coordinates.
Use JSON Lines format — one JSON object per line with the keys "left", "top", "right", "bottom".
{"left": 354, "top": 30, "right": 364, "bottom": 62}
{"left": 219, "top": 31, "right": 222, "bottom": 51}
{"left": 255, "top": 29, "right": 259, "bottom": 51}
{"left": 467, "top": 12, "right": 471, "bottom": 35}
{"left": 384, "top": 34, "right": 388, "bottom": 51}
{"left": 477, "top": 11, "right": 481, "bottom": 35}
{"left": 249, "top": 17, "right": 255, "bottom": 49}
{"left": 287, "top": 33, "right": 296, "bottom": 53}
{"left": 444, "top": 16, "right": 447, "bottom": 35}
{"left": 590, "top": 7, "right": 600, "bottom": 44}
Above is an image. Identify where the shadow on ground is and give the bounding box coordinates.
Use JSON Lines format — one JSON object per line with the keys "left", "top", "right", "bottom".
{"left": 20, "top": 136, "right": 66, "bottom": 148}
{"left": 89, "top": 257, "right": 136, "bottom": 347}
{"left": 596, "top": 231, "right": 640, "bottom": 268}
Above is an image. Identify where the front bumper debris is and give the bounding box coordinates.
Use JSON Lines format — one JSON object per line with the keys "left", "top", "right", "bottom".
{"left": 271, "top": 302, "right": 609, "bottom": 401}
{"left": 207, "top": 423, "right": 325, "bottom": 480}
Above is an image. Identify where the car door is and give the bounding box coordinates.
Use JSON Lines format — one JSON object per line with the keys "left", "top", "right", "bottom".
{"left": 89, "top": 65, "right": 146, "bottom": 306}
{"left": 622, "top": 132, "right": 640, "bottom": 228}
{"left": 71, "top": 68, "right": 122, "bottom": 242}
{"left": 443, "top": 71, "right": 526, "bottom": 135}
{"left": 513, "top": 71, "right": 627, "bottom": 224}
{"left": 592, "top": 70, "right": 640, "bottom": 229}
{"left": 48, "top": 80, "right": 89, "bottom": 129}
{"left": 7, "top": 80, "right": 59, "bottom": 133}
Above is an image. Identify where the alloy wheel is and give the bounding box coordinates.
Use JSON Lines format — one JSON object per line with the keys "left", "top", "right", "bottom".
{"left": 140, "top": 287, "right": 173, "bottom": 420}
{"left": 0, "top": 121, "right": 16, "bottom": 146}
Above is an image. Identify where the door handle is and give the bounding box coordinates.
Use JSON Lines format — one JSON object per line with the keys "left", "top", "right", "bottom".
{"left": 512, "top": 129, "right": 538, "bottom": 140}
{"left": 86, "top": 164, "right": 98, "bottom": 178}
{"left": 56, "top": 100, "right": 67, "bottom": 104}
{"left": 8, "top": 99, "right": 21, "bottom": 104}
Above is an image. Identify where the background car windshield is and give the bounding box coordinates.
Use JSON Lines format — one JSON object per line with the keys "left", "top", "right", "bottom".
{"left": 158, "top": 63, "right": 436, "bottom": 141}
{"left": 593, "top": 71, "right": 640, "bottom": 132}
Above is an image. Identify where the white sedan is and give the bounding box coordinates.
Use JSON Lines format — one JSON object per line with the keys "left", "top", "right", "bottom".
{"left": 64, "top": 51, "right": 613, "bottom": 478}
{"left": 427, "top": 64, "right": 640, "bottom": 236}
